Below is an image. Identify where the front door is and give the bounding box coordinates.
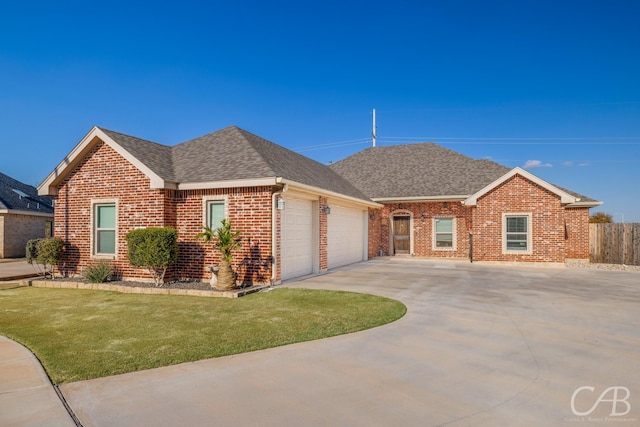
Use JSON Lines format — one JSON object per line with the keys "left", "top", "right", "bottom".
{"left": 393, "top": 216, "right": 410, "bottom": 254}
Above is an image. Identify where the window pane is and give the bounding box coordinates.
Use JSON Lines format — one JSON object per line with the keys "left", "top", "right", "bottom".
{"left": 97, "top": 230, "right": 116, "bottom": 254}
{"left": 209, "top": 202, "right": 225, "bottom": 228}
{"left": 97, "top": 205, "right": 116, "bottom": 228}
{"left": 435, "top": 218, "right": 452, "bottom": 233}
{"left": 507, "top": 217, "right": 527, "bottom": 232}
{"left": 436, "top": 234, "right": 453, "bottom": 247}
{"left": 506, "top": 240, "right": 527, "bottom": 250}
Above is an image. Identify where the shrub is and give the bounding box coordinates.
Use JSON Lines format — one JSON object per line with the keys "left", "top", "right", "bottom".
{"left": 26, "top": 239, "right": 41, "bottom": 264}
{"left": 126, "top": 227, "right": 178, "bottom": 286}
{"left": 83, "top": 261, "right": 113, "bottom": 283}
{"left": 37, "top": 237, "right": 64, "bottom": 267}
{"left": 25, "top": 238, "right": 63, "bottom": 279}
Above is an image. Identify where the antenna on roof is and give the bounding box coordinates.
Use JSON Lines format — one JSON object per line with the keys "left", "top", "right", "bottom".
{"left": 372, "top": 108, "right": 377, "bottom": 147}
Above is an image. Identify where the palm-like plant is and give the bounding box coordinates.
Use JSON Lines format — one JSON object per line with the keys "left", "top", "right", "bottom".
{"left": 196, "top": 219, "right": 241, "bottom": 289}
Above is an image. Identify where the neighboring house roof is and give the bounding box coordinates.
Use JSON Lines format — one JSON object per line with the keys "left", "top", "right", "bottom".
{"left": 0, "top": 171, "right": 54, "bottom": 215}
{"left": 39, "top": 126, "right": 374, "bottom": 205}
{"left": 330, "top": 142, "right": 601, "bottom": 207}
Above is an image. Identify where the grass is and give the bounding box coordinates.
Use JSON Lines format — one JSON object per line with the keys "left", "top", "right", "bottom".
{"left": 0, "top": 287, "right": 405, "bottom": 384}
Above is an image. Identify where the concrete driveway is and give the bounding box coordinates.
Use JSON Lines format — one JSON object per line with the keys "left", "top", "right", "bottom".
{"left": 60, "top": 258, "right": 639, "bottom": 426}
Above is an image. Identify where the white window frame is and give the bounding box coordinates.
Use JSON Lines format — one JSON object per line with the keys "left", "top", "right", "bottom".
{"left": 202, "top": 196, "right": 229, "bottom": 229}
{"left": 502, "top": 213, "right": 532, "bottom": 254}
{"left": 90, "top": 199, "right": 118, "bottom": 259}
{"left": 433, "top": 217, "right": 456, "bottom": 251}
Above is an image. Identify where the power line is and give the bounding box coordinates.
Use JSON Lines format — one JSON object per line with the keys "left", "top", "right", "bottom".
{"left": 382, "top": 136, "right": 640, "bottom": 140}
{"left": 295, "top": 138, "right": 370, "bottom": 152}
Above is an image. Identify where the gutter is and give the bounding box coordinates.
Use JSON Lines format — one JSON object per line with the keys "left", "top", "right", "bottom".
{"left": 277, "top": 178, "right": 381, "bottom": 208}
{"left": 373, "top": 195, "right": 468, "bottom": 203}
{"left": 270, "top": 183, "right": 288, "bottom": 285}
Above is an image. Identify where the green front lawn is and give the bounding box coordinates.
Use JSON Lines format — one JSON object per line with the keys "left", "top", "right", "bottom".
{"left": 0, "top": 287, "right": 405, "bottom": 384}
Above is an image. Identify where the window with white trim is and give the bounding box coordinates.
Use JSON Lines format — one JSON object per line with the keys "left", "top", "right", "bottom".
{"left": 94, "top": 203, "right": 117, "bottom": 255}
{"left": 433, "top": 217, "right": 456, "bottom": 250}
{"left": 204, "top": 198, "right": 227, "bottom": 229}
{"left": 503, "top": 214, "right": 532, "bottom": 253}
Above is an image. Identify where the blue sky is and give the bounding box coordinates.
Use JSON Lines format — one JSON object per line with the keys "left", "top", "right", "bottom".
{"left": 1, "top": 0, "right": 639, "bottom": 221}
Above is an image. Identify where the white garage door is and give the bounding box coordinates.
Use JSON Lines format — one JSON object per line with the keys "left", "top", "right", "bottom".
{"left": 328, "top": 205, "right": 365, "bottom": 269}
{"left": 281, "top": 198, "right": 314, "bottom": 280}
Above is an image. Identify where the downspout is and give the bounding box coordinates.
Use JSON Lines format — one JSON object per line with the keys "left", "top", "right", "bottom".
{"left": 270, "top": 183, "right": 288, "bottom": 285}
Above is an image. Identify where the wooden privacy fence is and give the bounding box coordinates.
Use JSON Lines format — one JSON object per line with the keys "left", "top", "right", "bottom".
{"left": 590, "top": 223, "right": 640, "bottom": 266}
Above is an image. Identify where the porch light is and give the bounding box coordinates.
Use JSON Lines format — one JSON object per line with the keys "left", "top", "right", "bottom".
{"left": 322, "top": 206, "right": 331, "bottom": 215}
{"left": 420, "top": 213, "right": 425, "bottom": 221}
{"left": 277, "top": 198, "right": 285, "bottom": 210}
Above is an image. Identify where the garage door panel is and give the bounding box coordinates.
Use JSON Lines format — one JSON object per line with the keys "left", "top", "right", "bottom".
{"left": 328, "top": 206, "right": 365, "bottom": 269}
{"left": 281, "top": 198, "right": 314, "bottom": 280}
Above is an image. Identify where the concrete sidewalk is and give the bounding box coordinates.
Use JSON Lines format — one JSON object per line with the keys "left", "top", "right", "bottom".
{"left": 0, "top": 259, "right": 39, "bottom": 282}
{"left": 0, "top": 336, "right": 76, "bottom": 427}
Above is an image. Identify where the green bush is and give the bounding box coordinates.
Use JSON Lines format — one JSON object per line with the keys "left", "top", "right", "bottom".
{"left": 126, "top": 227, "right": 178, "bottom": 286}
{"left": 26, "top": 239, "right": 41, "bottom": 264}
{"left": 25, "top": 238, "right": 64, "bottom": 279}
{"left": 37, "top": 237, "right": 64, "bottom": 266}
{"left": 83, "top": 261, "right": 113, "bottom": 283}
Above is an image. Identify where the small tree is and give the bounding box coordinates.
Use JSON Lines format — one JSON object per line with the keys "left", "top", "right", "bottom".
{"left": 590, "top": 212, "right": 614, "bottom": 223}
{"left": 196, "top": 219, "right": 241, "bottom": 290}
{"left": 126, "top": 227, "right": 178, "bottom": 286}
{"left": 26, "top": 238, "right": 64, "bottom": 279}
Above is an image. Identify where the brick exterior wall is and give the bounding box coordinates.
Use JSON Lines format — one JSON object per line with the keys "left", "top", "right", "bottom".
{"left": 471, "top": 174, "right": 580, "bottom": 263}
{"left": 52, "top": 141, "right": 276, "bottom": 283}
{"left": 174, "top": 187, "right": 273, "bottom": 285}
{"left": 370, "top": 202, "right": 472, "bottom": 259}
{"left": 367, "top": 176, "right": 592, "bottom": 263}
{"left": 368, "top": 208, "right": 381, "bottom": 258}
{"left": 564, "top": 207, "right": 591, "bottom": 259}
{"left": 54, "top": 141, "right": 168, "bottom": 279}
{"left": 0, "top": 213, "right": 52, "bottom": 258}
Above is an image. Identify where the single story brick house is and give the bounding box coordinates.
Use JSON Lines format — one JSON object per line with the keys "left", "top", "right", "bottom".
{"left": 329, "top": 144, "right": 601, "bottom": 263}
{"left": 38, "top": 126, "right": 601, "bottom": 283}
{"left": 0, "top": 172, "right": 54, "bottom": 258}
{"left": 38, "top": 126, "right": 378, "bottom": 283}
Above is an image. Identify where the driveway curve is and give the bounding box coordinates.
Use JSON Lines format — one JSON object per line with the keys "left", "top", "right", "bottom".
{"left": 61, "top": 258, "right": 640, "bottom": 426}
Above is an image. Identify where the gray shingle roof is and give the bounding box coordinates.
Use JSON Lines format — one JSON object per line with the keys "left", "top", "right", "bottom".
{"left": 98, "top": 126, "right": 370, "bottom": 202}
{"left": 330, "top": 142, "right": 600, "bottom": 204}
{"left": 100, "top": 128, "right": 176, "bottom": 181}
{"left": 0, "top": 172, "right": 54, "bottom": 213}
{"left": 329, "top": 143, "right": 511, "bottom": 199}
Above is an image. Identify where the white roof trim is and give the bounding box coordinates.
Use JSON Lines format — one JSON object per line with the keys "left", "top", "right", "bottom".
{"left": 279, "top": 178, "right": 382, "bottom": 208}
{"left": 0, "top": 209, "right": 54, "bottom": 218}
{"left": 463, "top": 167, "right": 578, "bottom": 206}
{"left": 373, "top": 195, "right": 468, "bottom": 203}
{"left": 566, "top": 200, "right": 603, "bottom": 208}
{"left": 38, "top": 126, "right": 166, "bottom": 196}
{"left": 177, "top": 177, "right": 279, "bottom": 190}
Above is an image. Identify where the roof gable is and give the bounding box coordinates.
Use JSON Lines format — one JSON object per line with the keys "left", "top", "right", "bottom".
{"left": 463, "top": 167, "right": 602, "bottom": 207}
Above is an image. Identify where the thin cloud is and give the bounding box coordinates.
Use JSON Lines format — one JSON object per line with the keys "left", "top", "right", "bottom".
{"left": 523, "top": 160, "right": 552, "bottom": 169}
{"left": 579, "top": 162, "right": 591, "bottom": 167}
{"left": 562, "top": 161, "right": 573, "bottom": 167}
